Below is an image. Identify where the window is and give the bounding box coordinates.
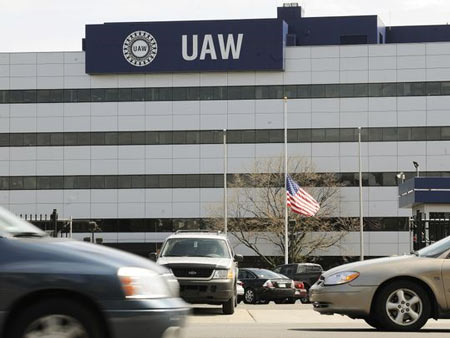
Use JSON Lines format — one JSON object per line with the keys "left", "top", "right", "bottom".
{"left": 340, "top": 84, "right": 354, "bottom": 97}
{"left": 311, "top": 129, "right": 325, "bottom": 142}
{"left": 200, "top": 175, "right": 215, "bottom": 188}
{"left": 325, "top": 129, "right": 339, "bottom": 142}
{"left": 91, "top": 176, "right": 105, "bottom": 189}
{"left": 105, "top": 132, "right": 118, "bottom": 145}
{"left": 118, "top": 132, "right": 132, "bottom": 145}
{"left": 64, "top": 133, "right": 77, "bottom": 146}
{"left": 131, "top": 88, "right": 145, "bottom": 101}
{"left": 91, "top": 89, "right": 106, "bottom": 102}
{"left": 382, "top": 128, "right": 397, "bottom": 141}
{"left": 51, "top": 133, "right": 64, "bottom": 146}
{"left": 411, "top": 127, "right": 426, "bottom": 141}
{"left": 10, "top": 134, "right": 24, "bottom": 146}
{"left": 311, "top": 85, "right": 325, "bottom": 98}
{"left": 287, "top": 129, "right": 298, "bottom": 143}
{"left": 256, "top": 130, "right": 270, "bottom": 143}
{"left": 91, "top": 133, "right": 105, "bottom": 146}
{"left": 284, "top": 85, "right": 297, "bottom": 99}
{"left": 340, "top": 128, "right": 356, "bottom": 142}
{"left": 427, "top": 82, "right": 441, "bottom": 96}
{"left": 0, "top": 177, "right": 8, "bottom": 190}
{"left": 172, "top": 87, "right": 188, "bottom": 101}
{"left": 269, "top": 130, "right": 283, "bottom": 143}
{"left": 131, "top": 132, "right": 146, "bottom": 145}
{"left": 105, "top": 89, "right": 119, "bottom": 101}
{"left": 1, "top": 80, "right": 450, "bottom": 105}
{"left": 118, "top": 176, "right": 132, "bottom": 189}
{"left": 325, "top": 84, "right": 339, "bottom": 98}
{"left": 119, "top": 88, "right": 132, "bottom": 101}
{"left": 242, "top": 130, "right": 256, "bottom": 143}
{"left": 131, "top": 175, "right": 145, "bottom": 188}
{"left": 172, "top": 131, "right": 186, "bottom": 144}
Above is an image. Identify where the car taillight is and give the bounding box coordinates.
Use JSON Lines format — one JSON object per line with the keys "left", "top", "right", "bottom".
{"left": 263, "top": 280, "right": 274, "bottom": 288}
{"left": 295, "top": 281, "right": 304, "bottom": 289}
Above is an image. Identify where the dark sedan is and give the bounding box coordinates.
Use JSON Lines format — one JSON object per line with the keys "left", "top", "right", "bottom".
{"left": 0, "top": 206, "right": 189, "bottom": 338}
{"left": 238, "top": 268, "right": 295, "bottom": 304}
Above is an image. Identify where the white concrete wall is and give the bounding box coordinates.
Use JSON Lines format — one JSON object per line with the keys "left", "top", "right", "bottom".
{"left": 3, "top": 42, "right": 450, "bottom": 255}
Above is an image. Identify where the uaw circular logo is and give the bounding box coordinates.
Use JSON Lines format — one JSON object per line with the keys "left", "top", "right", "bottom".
{"left": 123, "top": 31, "right": 158, "bottom": 67}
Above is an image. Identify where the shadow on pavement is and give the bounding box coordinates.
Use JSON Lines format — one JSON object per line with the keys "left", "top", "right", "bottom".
{"left": 191, "top": 307, "right": 225, "bottom": 316}
{"left": 290, "top": 328, "right": 450, "bottom": 333}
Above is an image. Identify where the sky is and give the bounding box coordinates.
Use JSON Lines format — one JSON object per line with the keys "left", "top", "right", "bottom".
{"left": 1, "top": 0, "right": 450, "bottom": 52}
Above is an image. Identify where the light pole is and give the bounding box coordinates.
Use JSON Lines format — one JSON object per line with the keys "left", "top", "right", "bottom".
{"left": 413, "top": 161, "right": 420, "bottom": 177}
{"left": 284, "top": 97, "right": 288, "bottom": 264}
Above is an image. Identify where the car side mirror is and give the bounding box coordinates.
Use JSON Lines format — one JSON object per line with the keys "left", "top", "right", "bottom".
{"left": 149, "top": 252, "right": 158, "bottom": 261}
{"left": 234, "top": 254, "right": 243, "bottom": 262}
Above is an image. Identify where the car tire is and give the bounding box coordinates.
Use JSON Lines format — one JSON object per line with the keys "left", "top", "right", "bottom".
{"left": 223, "top": 294, "right": 236, "bottom": 315}
{"left": 244, "top": 288, "right": 257, "bottom": 304}
{"left": 6, "top": 298, "right": 103, "bottom": 338}
{"left": 374, "top": 280, "right": 431, "bottom": 331}
{"left": 284, "top": 297, "right": 296, "bottom": 304}
{"left": 300, "top": 297, "right": 310, "bottom": 304}
{"left": 364, "top": 316, "right": 385, "bottom": 330}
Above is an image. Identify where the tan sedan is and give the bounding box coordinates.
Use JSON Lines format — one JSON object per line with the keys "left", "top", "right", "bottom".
{"left": 310, "top": 236, "right": 450, "bottom": 331}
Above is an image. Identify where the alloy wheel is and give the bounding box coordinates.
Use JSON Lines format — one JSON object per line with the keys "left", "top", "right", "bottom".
{"left": 385, "top": 288, "right": 423, "bottom": 326}
{"left": 24, "top": 314, "right": 88, "bottom": 338}
{"left": 244, "top": 289, "right": 255, "bottom": 303}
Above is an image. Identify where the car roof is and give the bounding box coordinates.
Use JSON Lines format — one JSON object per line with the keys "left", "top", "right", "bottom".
{"left": 276, "top": 263, "right": 322, "bottom": 267}
{"left": 166, "top": 232, "right": 228, "bottom": 240}
{"left": 243, "top": 268, "right": 273, "bottom": 273}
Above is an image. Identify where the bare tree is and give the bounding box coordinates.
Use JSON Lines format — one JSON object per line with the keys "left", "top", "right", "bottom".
{"left": 209, "top": 157, "right": 357, "bottom": 267}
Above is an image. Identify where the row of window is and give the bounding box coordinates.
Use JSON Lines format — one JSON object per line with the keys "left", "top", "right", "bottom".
{"left": 1, "top": 81, "right": 450, "bottom": 104}
{"left": 29, "top": 217, "right": 409, "bottom": 233}
{"left": 0, "top": 171, "right": 447, "bottom": 190}
{"left": 2, "top": 126, "right": 450, "bottom": 147}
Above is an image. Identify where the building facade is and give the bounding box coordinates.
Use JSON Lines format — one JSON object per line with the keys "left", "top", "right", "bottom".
{"left": 1, "top": 5, "right": 450, "bottom": 263}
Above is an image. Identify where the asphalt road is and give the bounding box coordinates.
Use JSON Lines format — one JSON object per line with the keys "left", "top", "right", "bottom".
{"left": 184, "top": 303, "right": 450, "bottom": 338}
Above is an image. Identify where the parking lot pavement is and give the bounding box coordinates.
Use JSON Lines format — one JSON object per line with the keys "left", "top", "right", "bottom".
{"left": 185, "top": 303, "right": 450, "bottom": 338}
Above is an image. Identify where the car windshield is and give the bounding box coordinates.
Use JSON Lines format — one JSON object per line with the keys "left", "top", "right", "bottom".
{"left": 251, "top": 269, "right": 282, "bottom": 279}
{"left": 161, "top": 238, "right": 230, "bottom": 258}
{"left": 417, "top": 236, "right": 450, "bottom": 258}
{"left": 0, "top": 206, "right": 46, "bottom": 237}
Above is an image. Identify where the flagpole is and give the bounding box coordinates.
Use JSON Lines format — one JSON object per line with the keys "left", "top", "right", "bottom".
{"left": 284, "top": 97, "right": 288, "bottom": 265}
{"left": 358, "top": 127, "right": 364, "bottom": 261}
{"left": 224, "top": 129, "right": 228, "bottom": 235}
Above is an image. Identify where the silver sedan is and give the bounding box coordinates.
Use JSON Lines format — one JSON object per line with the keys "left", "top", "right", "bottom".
{"left": 310, "top": 236, "right": 450, "bottom": 331}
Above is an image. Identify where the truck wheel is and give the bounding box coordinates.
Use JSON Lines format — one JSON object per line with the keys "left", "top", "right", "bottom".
{"left": 374, "top": 280, "right": 430, "bottom": 331}
{"left": 223, "top": 294, "right": 235, "bottom": 315}
{"left": 7, "top": 298, "right": 103, "bottom": 338}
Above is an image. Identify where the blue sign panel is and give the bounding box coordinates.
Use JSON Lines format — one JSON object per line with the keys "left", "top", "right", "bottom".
{"left": 84, "top": 19, "right": 287, "bottom": 74}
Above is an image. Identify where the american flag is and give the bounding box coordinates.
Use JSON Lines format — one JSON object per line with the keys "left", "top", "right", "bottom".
{"left": 286, "top": 174, "right": 320, "bottom": 216}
